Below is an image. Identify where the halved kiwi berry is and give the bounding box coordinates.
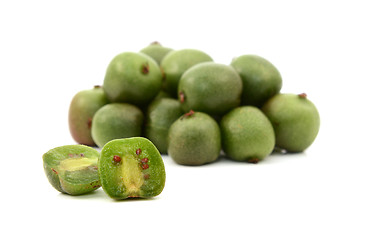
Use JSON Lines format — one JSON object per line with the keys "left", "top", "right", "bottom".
{"left": 43, "top": 145, "right": 100, "bottom": 195}
{"left": 98, "top": 137, "right": 166, "bottom": 200}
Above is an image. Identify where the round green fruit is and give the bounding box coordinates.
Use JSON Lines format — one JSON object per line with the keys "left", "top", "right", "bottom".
{"left": 43, "top": 145, "right": 100, "bottom": 195}
{"left": 262, "top": 93, "right": 320, "bottom": 152}
{"left": 160, "top": 49, "right": 213, "bottom": 97}
{"left": 68, "top": 86, "right": 109, "bottom": 146}
{"left": 178, "top": 62, "right": 243, "bottom": 116}
{"left": 220, "top": 106, "right": 275, "bottom": 163}
{"left": 145, "top": 98, "right": 183, "bottom": 154}
{"left": 91, "top": 103, "right": 143, "bottom": 148}
{"left": 231, "top": 54, "right": 282, "bottom": 107}
{"left": 99, "top": 137, "right": 166, "bottom": 199}
{"left": 103, "top": 52, "right": 162, "bottom": 106}
{"left": 140, "top": 41, "right": 173, "bottom": 65}
{"left": 168, "top": 111, "right": 221, "bottom": 166}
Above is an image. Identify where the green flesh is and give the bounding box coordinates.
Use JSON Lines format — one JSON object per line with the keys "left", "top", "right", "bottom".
{"left": 99, "top": 137, "right": 166, "bottom": 199}
{"left": 120, "top": 154, "right": 145, "bottom": 196}
{"left": 59, "top": 157, "right": 97, "bottom": 171}
{"left": 43, "top": 145, "right": 100, "bottom": 195}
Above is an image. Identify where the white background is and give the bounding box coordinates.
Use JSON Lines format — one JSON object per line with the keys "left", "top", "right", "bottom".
{"left": 1, "top": 0, "right": 370, "bottom": 239}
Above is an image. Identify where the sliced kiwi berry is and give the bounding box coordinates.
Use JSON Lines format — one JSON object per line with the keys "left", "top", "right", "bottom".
{"left": 43, "top": 145, "right": 100, "bottom": 195}
{"left": 98, "top": 137, "right": 166, "bottom": 200}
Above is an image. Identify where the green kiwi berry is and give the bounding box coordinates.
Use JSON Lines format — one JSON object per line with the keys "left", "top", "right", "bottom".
{"left": 168, "top": 111, "right": 221, "bottom": 165}
{"left": 262, "top": 93, "right": 320, "bottom": 152}
{"left": 178, "top": 62, "right": 243, "bottom": 116}
{"left": 43, "top": 145, "right": 100, "bottom": 195}
{"left": 98, "top": 137, "right": 166, "bottom": 199}
{"left": 160, "top": 49, "right": 213, "bottom": 97}
{"left": 145, "top": 98, "right": 183, "bottom": 154}
{"left": 91, "top": 103, "right": 143, "bottom": 148}
{"left": 68, "top": 86, "right": 109, "bottom": 146}
{"left": 140, "top": 41, "right": 173, "bottom": 65}
{"left": 103, "top": 52, "right": 162, "bottom": 106}
{"left": 231, "top": 55, "right": 282, "bottom": 107}
{"left": 220, "top": 106, "right": 275, "bottom": 163}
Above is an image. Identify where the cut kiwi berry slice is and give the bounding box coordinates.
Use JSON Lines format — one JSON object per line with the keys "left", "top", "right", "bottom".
{"left": 43, "top": 145, "right": 100, "bottom": 195}
{"left": 98, "top": 137, "right": 166, "bottom": 200}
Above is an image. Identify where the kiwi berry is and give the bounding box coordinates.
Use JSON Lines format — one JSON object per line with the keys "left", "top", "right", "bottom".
{"left": 178, "top": 62, "right": 242, "bottom": 116}
{"left": 98, "top": 137, "right": 166, "bottom": 199}
{"left": 91, "top": 103, "right": 143, "bottom": 148}
{"left": 262, "top": 93, "right": 320, "bottom": 152}
{"left": 145, "top": 98, "right": 183, "bottom": 154}
{"left": 103, "top": 52, "right": 162, "bottom": 106}
{"left": 168, "top": 111, "right": 221, "bottom": 165}
{"left": 220, "top": 106, "right": 275, "bottom": 163}
{"left": 231, "top": 55, "right": 282, "bottom": 107}
{"left": 140, "top": 41, "right": 173, "bottom": 65}
{"left": 43, "top": 145, "right": 100, "bottom": 195}
{"left": 68, "top": 86, "right": 109, "bottom": 146}
{"left": 160, "top": 49, "right": 213, "bottom": 97}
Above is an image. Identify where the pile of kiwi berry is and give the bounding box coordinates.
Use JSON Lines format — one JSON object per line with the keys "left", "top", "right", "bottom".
{"left": 43, "top": 41, "right": 320, "bottom": 200}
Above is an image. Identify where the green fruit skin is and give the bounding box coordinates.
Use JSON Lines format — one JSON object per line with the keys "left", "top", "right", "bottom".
{"left": 231, "top": 55, "right": 282, "bottom": 107}
{"left": 168, "top": 112, "right": 221, "bottom": 166}
{"left": 68, "top": 86, "right": 109, "bottom": 146}
{"left": 262, "top": 93, "right": 320, "bottom": 152}
{"left": 140, "top": 43, "right": 173, "bottom": 65}
{"left": 160, "top": 49, "right": 213, "bottom": 97}
{"left": 99, "top": 137, "right": 166, "bottom": 199}
{"left": 220, "top": 106, "right": 275, "bottom": 162}
{"left": 178, "top": 62, "right": 243, "bottom": 116}
{"left": 153, "top": 90, "right": 173, "bottom": 101}
{"left": 103, "top": 52, "right": 162, "bottom": 106}
{"left": 43, "top": 145, "right": 100, "bottom": 195}
{"left": 145, "top": 98, "right": 184, "bottom": 154}
{"left": 91, "top": 103, "right": 143, "bottom": 148}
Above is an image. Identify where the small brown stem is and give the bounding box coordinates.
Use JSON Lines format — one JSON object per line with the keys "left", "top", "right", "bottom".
{"left": 179, "top": 91, "right": 185, "bottom": 103}
{"left": 87, "top": 118, "right": 92, "bottom": 129}
{"left": 141, "top": 62, "right": 149, "bottom": 74}
{"left": 150, "top": 41, "right": 161, "bottom": 46}
{"left": 247, "top": 158, "right": 259, "bottom": 164}
{"left": 181, "top": 110, "right": 195, "bottom": 119}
